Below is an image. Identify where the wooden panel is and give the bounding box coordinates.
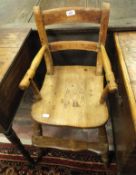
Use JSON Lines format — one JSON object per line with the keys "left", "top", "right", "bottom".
{"left": 0, "top": 0, "right": 136, "bottom": 29}
{"left": 28, "top": 0, "right": 136, "bottom": 28}
{"left": 86, "top": 0, "right": 99, "bottom": 7}
{"left": 42, "top": 7, "right": 101, "bottom": 25}
{"left": 49, "top": 41, "right": 98, "bottom": 52}
{"left": 0, "top": 28, "right": 30, "bottom": 47}
{"left": 0, "top": 0, "right": 39, "bottom": 24}
{"left": 108, "top": 0, "right": 136, "bottom": 20}
{"left": 0, "top": 28, "right": 31, "bottom": 83}
{"left": 113, "top": 32, "right": 136, "bottom": 174}
{"left": 88, "top": 0, "right": 136, "bottom": 19}
{"left": 115, "top": 32, "right": 136, "bottom": 103}
{"left": 88, "top": 0, "right": 136, "bottom": 28}
{"left": 32, "top": 66, "right": 108, "bottom": 128}
{"left": 30, "top": 0, "right": 86, "bottom": 22}
{"left": 114, "top": 32, "right": 136, "bottom": 130}
{"left": 0, "top": 48, "right": 17, "bottom": 81}
{"left": 0, "top": 28, "right": 39, "bottom": 130}
{"left": 39, "top": 0, "right": 86, "bottom": 10}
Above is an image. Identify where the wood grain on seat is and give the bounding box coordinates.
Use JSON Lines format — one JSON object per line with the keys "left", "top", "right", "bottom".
{"left": 32, "top": 66, "right": 108, "bottom": 128}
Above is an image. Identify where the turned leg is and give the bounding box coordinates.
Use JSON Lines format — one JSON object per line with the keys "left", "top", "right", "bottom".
{"left": 98, "top": 125, "right": 109, "bottom": 165}
{"left": 4, "top": 127, "right": 34, "bottom": 165}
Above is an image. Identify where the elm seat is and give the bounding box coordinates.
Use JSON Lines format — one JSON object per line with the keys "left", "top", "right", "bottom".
{"left": 32, "top": 66, "right": 108, "bottom": 128}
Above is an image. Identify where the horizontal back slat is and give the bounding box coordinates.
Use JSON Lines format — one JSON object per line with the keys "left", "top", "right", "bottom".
{"left": 49, "top": 41, "right": 98, "bottom": 52}
{"left": 42, "top": 7, "right": 102, "bottom": 25}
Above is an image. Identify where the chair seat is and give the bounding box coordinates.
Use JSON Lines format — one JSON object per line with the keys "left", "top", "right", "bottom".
{"left": 32, "top": 66, "right": 108, "bottom": 128}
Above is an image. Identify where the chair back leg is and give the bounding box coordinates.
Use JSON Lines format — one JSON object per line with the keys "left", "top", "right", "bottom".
{"left": 98, "top": 126, "right": 109, "bottom": 165}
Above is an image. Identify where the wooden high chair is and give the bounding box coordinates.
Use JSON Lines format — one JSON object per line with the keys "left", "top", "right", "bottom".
{"left": 19, "top": 3, "right": 117, "bottom": 164}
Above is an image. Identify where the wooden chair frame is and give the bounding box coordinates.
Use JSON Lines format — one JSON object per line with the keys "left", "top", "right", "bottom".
{"left": 19, "top": 3, "right": 117, "bottom": 164}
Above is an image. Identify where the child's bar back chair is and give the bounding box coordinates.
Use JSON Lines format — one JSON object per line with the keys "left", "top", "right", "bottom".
{"left": 19, "top": 3, "right": 117, "bottom": 164}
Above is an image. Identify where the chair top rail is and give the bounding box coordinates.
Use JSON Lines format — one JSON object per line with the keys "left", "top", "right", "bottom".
{"left": 42, "top": 7, "right": 102, "bottom": 25}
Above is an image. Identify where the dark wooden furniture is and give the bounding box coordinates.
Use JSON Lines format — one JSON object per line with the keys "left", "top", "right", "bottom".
{"left": 19, "top": 3, "right": 117, "bottom": 164}
{"left": 0, "top": 28, "right": 35, "bottom": 165}
{"left": 112, "top": 32, "right": 136, "bottom": 174}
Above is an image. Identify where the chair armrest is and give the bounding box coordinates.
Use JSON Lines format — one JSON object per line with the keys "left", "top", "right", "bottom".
{"left": 100, "top": 44, "right": 117, "bottom": 92}
{"left": 19, "top": 45, "right": 47, "bottom": 90}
